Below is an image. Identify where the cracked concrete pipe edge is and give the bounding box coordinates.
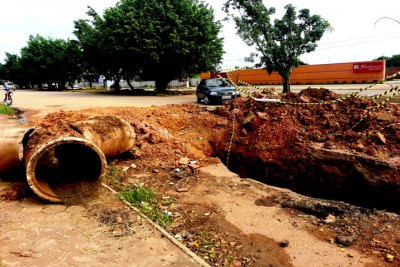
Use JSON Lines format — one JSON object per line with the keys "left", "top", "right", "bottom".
{"left": 70, "top": 115, "right": 136, "bottom": 158}
{"left": 25, "top": 137, "right": 107, "bottom": 203}
{"left": 0, "top": 127, "right": 35, "bottom": 174}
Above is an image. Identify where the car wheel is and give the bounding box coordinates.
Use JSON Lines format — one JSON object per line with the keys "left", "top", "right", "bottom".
{"left": 196, "top": 94, "right": 201, "bottom": 103}
{"left": 204, "top": 96, "right": 210, "bottom": 105}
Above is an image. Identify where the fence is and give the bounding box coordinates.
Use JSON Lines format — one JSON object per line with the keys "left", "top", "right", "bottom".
{"left": 201, "top": 60, "right": 386, "bottom": 85}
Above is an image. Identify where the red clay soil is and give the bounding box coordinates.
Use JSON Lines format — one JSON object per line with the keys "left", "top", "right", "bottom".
{"left": 213, "top": 89, "right": 400, "bottom": 211}
{"left": 1, "top": 88, "right": 400, "bottom": 266}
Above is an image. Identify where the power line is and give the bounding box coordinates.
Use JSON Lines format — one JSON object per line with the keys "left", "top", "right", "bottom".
{"left": 319, "top": 31, "right": 400, "bottom": 45}
{"left": 316, "top": 35, "right": 400, "bottom": 50}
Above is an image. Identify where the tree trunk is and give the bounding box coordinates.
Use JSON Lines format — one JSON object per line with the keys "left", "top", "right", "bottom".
{"left": 282, "top": 76, "right": 291, "bottom": 93}
{"left": 111, "top": 75, "right": 121, "bottom": 92}
{"left": 155, "top": 79, "right": 169, "bottom": 93}
{"left": 126, "top": 80, "right": 135, "bottom": 90}
{"left": 282, "top": 79, "right": 290, "bottom": 93}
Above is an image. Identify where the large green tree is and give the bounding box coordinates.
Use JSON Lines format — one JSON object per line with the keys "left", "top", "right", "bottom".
{"left": 75, "top": 0, "right": 224, "bottom": 92}
{"left": 18, "top": 35, "right": 82, "bottom": 89}
{"left": 74, "top": 7, "right": 125, "bottom": 90}
{"left": 223, "top": 1, "right": 331, "bottom": 92}
{"left": 1, "top": 53, "right": 26, "bottom": 87}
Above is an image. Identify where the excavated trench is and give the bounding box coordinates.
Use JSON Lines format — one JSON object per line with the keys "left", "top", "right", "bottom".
{"left": 210, "top": 92, "right": 400, "bottom": 215}
{"left": 219, "top": 149, "right": 400, "bottom": 214}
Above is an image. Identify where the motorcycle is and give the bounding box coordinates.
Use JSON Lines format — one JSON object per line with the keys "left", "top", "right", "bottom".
{"left": 3, "top": 90, "right": 13, "bottom": 106}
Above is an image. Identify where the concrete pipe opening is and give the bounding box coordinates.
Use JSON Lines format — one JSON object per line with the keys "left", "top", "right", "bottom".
{"left": 26, "top": 137, "right": 107, "bottom": 203}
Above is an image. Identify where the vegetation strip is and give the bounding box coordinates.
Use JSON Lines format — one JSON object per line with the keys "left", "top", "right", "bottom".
{"left": 101, "top": 183, "right": 211, "bottom": 267}
{"left": 0, "top": 105, "right": 15, "bottom": 115}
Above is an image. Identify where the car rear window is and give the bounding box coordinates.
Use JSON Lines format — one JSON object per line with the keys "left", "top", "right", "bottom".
{"left": 205, "top": 79, "right": 229, "bottom": 87}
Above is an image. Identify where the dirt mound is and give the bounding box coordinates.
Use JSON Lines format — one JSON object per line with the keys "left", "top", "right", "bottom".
{"left": 212, "top": 90, "right": 399, "bottom": 213}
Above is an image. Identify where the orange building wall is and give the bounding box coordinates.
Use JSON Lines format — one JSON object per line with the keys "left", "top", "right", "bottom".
{"left": 201, "top": 61, "right": 386, "bottom": 85}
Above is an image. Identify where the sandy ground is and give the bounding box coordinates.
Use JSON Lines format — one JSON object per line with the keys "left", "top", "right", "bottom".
{"left": 0, "top": 186, "right": 199, "bottom": 267}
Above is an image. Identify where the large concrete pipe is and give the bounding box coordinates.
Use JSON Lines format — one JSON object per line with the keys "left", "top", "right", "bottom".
{"left": 0, "top": 127, "right": 34, "bottom": 174}
{"left": 70, "top": 115, "right": 136, "bottom": 157}
{"left": 22, "top": 115, "right": 136, "bottom": 203}
{"left": 25, "top": 137, "right": 107, "bottom": 203}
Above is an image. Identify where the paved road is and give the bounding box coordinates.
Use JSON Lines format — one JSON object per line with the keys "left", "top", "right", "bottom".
{"left": 10, "top": 82, "right": 400, "bottom": 116}
{"left": 11, "top": 89, "right": 196, "bottom": 116}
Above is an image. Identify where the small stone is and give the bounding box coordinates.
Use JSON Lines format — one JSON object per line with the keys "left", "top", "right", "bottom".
{"left": 176, "top": 187, "right": 188, "bottom": 192}
{"left": 299, "top": 96, "right": 310, "bottom": 103}
{"left": 375, "top": 113, "right": 394, "bottom": 122}
{"left": 178, "top": 157, "right": 190, "bottom": 165}
{"left": 352, "top": 142, "right": 365, "bottom": 152}
{"left": 180, "top": 230, "right": 194, "bottom": 240}
{"left": 374, "top": 132, "right": 386, "bottom": 144}
{"left": 231, "top": 260, "right": 241, "bottom": 267}
{"left": 324, "top": 214, "right": 336, "bottom": 223}
{"left": 130, "top": 163, "right": 137, "bottom": 169}
{"left": 335, "top": 235, "right": 356, "bottom": 247}
{"left": 131, "top": 147, "right": 142, "bottom": 158}
{"left": 112, "top": 230, "right": 125, "bottom": 237}
{"left": 122, "top": 166, "right": 129, "bottom": 172}
{"left": 279, "top": 239, "right": 289, "bottom": 247}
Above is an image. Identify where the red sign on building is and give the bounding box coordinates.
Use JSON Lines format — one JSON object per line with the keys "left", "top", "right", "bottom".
{"left": 353, "top": 61, "right": 384, "bottom": 73}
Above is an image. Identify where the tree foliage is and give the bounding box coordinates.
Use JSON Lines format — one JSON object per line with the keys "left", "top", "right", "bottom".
{"left": 1, "top": 53, "right": 25, "bottom": 87}
{"left": 1, "top": 35, "right": 82, "bottom": 89}
{"left": 74, "top": 0, "right": 224, "bottom": 92}
{"left": 375, "top": 54, "right": 400, "bottom": 68}
{"left": 223, "top": 0, "right": 331, "bottom": 92}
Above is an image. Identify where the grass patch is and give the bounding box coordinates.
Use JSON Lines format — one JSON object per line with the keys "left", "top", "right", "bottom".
{"left": 105, "top": 165, "right": 172, "bottom": 226}
{"left": 118, "top": 184, "right": 172, "bottom": 227}
{"left": 104, "top": 165, "right": 126, "bottom": 191}
{"left": 0, "top": 104, "right": 15, "bottom": 115}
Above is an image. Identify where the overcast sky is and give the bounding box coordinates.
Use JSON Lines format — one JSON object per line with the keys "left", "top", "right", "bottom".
{"left": 1, "top": 0, "right": 400, "bottom": 69}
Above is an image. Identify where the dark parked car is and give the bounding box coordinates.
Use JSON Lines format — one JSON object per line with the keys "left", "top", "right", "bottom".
{"left": 196, "top": 78, "right": 240, "bottom": 105}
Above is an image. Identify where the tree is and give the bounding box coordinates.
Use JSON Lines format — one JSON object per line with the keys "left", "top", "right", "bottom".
{"left": 74, "top": 7, "right": 126, "bottom": 91}
{"left": 375, "top": 54, "right": 400, "bottom": 68}
{"left": 1, "top": 53, "right": 24, "bottom": 87}
{"left": 18, "top": 35, "right": 82, "bottom": 89}
{"left": 74, "top": 0, "right": 224, "bottom": 92}
{"left": 223, "top": 1, "right": 331, "bottom": 92}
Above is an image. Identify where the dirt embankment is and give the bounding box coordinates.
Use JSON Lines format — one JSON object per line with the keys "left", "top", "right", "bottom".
{"left": 1, "top": 88, "right": 400, "bottom": 266}
{"left": 213, "top": 89, "right": 400, "bottom": 212}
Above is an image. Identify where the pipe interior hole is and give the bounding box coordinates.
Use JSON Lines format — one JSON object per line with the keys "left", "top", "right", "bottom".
{"left": 35, "top": 143, "right": 103, "bottom": 203}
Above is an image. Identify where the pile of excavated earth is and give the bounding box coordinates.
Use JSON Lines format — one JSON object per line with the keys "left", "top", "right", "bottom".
{"left": 1, "top": 88, "right": 399, "bottom": 266}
